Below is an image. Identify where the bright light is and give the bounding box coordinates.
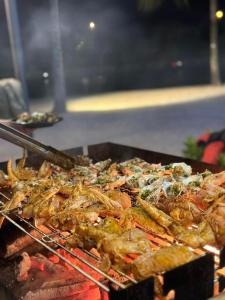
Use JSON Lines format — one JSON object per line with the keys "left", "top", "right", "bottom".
{"left": 42, "top": 72, "right": 49, "bottom": 78}
{"left": 216, "top": 10, "right": 224, "bottom": 19}
{"left": 89, "top": 22, "right": 95, "bottom": 30}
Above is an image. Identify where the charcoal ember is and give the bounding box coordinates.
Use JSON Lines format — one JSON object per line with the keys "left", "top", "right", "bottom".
{"left": 22, "top": 282, "right": 100, "bottom": 300}
{"left": 0, "top": 250, "right": 102, "bottom": 300}
{"left": 17, "top": 252, "right": 31, "bottom": 281}
{"left": 1, "top": 225, "right": 51, "bottom": 258}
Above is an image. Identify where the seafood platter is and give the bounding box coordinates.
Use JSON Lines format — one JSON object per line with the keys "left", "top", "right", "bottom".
{"left": 13, "top": 112, "right": 62, "bottom": 128}
{"left": 0, "top": 139, "right": 225, "bottom": 300}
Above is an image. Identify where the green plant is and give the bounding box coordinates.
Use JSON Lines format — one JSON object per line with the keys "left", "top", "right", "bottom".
{"left": 183, "top": 136, "right": 204, "bottom": 161}
{"left": 218, "top": 153, "right": 225, "bottom": 167}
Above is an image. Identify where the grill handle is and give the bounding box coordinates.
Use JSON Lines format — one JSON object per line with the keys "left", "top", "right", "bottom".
{"left": 0, "top": 122, "right": 76, "bottom": 169}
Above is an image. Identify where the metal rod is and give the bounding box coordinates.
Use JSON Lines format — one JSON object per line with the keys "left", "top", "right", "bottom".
{"left": 54, "top": 241, "right": 126, "bottom": 289}
{"left": 82, "top": 249, "right": 138, "bottom": 284}
{"left": 0, "top": 211, "right": 109, "bottom": 292}
{"left": 0, "top": 191, "right": 128, "bottom": 290}
{"left": 16, "top": 214, "right": 126, "bottom": 289}
{"left": 44, "top": 225, "right": 137, "bottom": 284}
{"left": 43, "top": 224, "right": 138, "bottom": 284}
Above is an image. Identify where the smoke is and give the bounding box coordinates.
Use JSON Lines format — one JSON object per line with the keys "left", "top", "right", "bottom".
{"left": 25, "top": 1, "right": 131, "bottom": 51}
{"left": 24, "top": 6, "right": 50, "bottom": 51}
{"left": 8, "top": 0, "right": 154, "bottom": 96}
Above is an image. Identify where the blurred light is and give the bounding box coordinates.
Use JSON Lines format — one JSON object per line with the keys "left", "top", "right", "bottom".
{"left": 171, "top": 60, "right": 183, "bottom": 68}
{"left": 81, "top": 77, "right": 89, "bottom": 85}
{"left": 67, "top": 86, "right": 225, "bottom": 112}
{"left": 42, "top": 72, "right": 49, "bottom": 78}
{"left": 76, "top": 40, "right": 84, "bottom": 50}
{"left": 176, "top": 60, "right": 183, "bottom": 67}
{"left": 89, "top": 21, "right": 95, "bottom": 30}
{"left": 216, "top": 10, "right": 224, "bottom": 19}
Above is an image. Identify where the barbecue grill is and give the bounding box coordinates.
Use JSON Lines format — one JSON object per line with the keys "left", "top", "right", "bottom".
{"left": 0, "top": 142, "right": 224, "bottom": 300}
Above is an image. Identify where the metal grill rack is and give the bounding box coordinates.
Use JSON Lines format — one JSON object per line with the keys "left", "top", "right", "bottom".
{"left": 0, "top": 190, "right": 224, "bottom": 300}
{"left": 0, "top": 192, "right": 139, "bottom": 294}
{"left": 0, "top": 142, "right": 225, "bottom": 300}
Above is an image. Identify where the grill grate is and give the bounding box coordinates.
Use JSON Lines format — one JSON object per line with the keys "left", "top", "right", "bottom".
{"left": 0, "top": 186, "right": 225, "bottom": 300}
{"left": 0, "top": 191, "right": 142, "bottom": 294}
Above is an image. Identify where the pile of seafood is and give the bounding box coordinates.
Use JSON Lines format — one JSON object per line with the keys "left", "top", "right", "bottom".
{"left": 14, "top": 112, "right": 61, "bottom": 126}
{"left": 0, "top": 156, "right": 225, "bottom": 281}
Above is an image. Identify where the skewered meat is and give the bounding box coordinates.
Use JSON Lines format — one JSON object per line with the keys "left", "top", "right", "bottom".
{"left": 1, "top": 154, "right": 225, "bottom": 281}
{"left": 155, "top": 193, "right": 204, "bottom": 225}
{"left": 119, "top": 207, "right": 166, "bottom": 235}
{"left": 131, "top": 245, "right": 196, "bottom": 280}
{"left": 68, "top": 217, "right": 123, "bottom": 250}
{"left": 99, "top": 228, "right": 151, "bottom": 268}
{"left": 21, "top": 182, "right": 124, "bottom": 225}
{"left": 206, "top": 197, "right": 225, "bottom": 245}
{"left": 0, "top": 170, "right": 11, "bottom": 188}
{"left": 49, "top": 210, "right": 99, "bottom": 230}
{"left": 69, "top": 218, "right": 152, "bottom": 270}
{"left": 1, "top": 156, "right": 224, "bottom": 250}
{"left": 137, "top": 197, "right": 217, "bottom": 248}
{"left": 137, "top": 197, "right": 172, "bottom": 228}
{"left": 0, "top": 190, "right": 26, "bottom": 227}
{"left": 106, "top": 190, "right": 131, "bottom": 209}
{"left": 170, "top": 221, "right": 216, "bottom": 248}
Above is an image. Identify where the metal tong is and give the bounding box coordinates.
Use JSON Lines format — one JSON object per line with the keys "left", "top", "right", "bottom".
{"left": 0, "top": 123, "right": 78, "bottom": 169}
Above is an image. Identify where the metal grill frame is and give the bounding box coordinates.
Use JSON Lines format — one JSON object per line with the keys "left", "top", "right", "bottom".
{"left": 0, "top": 200, "right": 131, "bottom": 292}
{"left": 0, "top": 142, "right": 224, "bottom": 300}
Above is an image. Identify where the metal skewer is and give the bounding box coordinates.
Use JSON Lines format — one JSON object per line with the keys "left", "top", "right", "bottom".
{"left": 15, "top": 214, "right": 126, "bottom": 289}
{"left": 0, "top": 210, "right": 110, "bottom": 292}
{"left": 0, "top": 192, "right": 130, "bottom": 291}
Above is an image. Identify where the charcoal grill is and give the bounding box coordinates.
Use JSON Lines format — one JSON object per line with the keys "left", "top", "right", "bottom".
{"left": 0, "top": 142, "right": 225, "bottom": 300}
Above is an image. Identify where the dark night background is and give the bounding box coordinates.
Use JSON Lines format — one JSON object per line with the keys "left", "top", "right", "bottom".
{"left": 0, "top": 0, "right": 225, "bottom": 99}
